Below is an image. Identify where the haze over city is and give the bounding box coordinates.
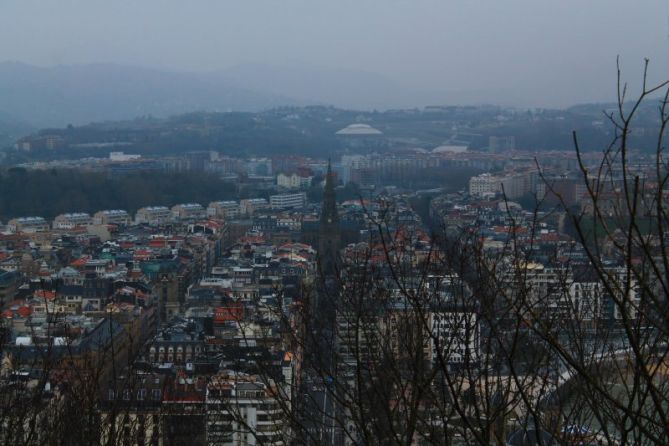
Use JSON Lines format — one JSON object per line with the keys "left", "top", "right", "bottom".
{"left": 2, "top": 0, "right": 668, "bottom": 110}
{"left": 1, "top": 2, "right": 669, "bottom": 445}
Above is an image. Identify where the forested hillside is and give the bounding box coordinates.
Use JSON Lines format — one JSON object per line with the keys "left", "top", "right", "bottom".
{"left": 0, "top": 169, "right": 237, "bottom": 220}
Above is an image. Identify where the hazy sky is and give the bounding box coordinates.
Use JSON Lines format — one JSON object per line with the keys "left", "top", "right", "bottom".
{"left": 1, "top": 0, "right": 668, "bottom": 107}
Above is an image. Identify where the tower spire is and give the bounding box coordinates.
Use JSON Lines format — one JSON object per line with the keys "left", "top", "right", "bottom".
{"left": 319, "top": 158, "right": 340, "bottom": 275}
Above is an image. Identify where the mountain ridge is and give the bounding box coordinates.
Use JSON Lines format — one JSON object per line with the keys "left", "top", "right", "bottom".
{"left": 0, "top": 61, "right": 297, "bottom": 128}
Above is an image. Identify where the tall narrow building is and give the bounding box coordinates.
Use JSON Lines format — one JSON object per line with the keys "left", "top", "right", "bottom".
{"left": 318, "top": 160, "right": 341, "bottom": 277}
{"left": 311, "top": 159, "right": 341, "bottom": 371}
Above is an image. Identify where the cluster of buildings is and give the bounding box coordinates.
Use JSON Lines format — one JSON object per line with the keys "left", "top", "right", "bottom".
{"left": 0, "top": 162, "right": 374, "bottom": 444}
{"left": 1, "top": 150, "right": 659, "bottom": 445}
{"left": 0, "top": 156, "right": 492, "bottom": 444}
{"left": 3, "top": 193, "right": 311, "bottom": 236}
{"left": 431, "top": 181, "right": 650, "bottom": 327}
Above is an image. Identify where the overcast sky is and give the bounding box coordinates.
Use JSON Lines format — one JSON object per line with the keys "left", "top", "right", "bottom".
{"left": 1, "top": 0, "right": 668, "bottom": 107}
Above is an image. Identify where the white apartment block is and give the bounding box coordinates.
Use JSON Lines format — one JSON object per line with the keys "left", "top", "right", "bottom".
{"left": 53, "top": 212, "right": 92, "bottom": 229}
{"left": 269, "top": 192, "right": 307, "bottom": 210}
{"left": 469, "top": 173, "right": 501, "bottom": 197}
{"left": 206, "top": 373, "right": 285, "bottom": 445}
{"left": 569, "top": 282, "right": 605, "bottom": 322}
{"left": 430, "top": 310, "right": 479, "bottom": 366}
{"left": 470, "top": 171, "right": 535, "bottom": 199}
{"left": 276, "top": 172, "right": 312, "bottom": 190}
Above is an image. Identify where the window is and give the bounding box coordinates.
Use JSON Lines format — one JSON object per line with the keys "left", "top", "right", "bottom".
{"left": 123, "top": 389, "right": 131, "bottom": 400}
{"left": 137, "top": 389, "right": 147, "bottom": 400}
{"left": 108, "top": 389, "right": 115, "bottom": 400}
{"left": 152, "top": 389, "right": 161, "bottom": 401}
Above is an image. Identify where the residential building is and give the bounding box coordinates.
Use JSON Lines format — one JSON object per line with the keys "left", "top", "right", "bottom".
{"left": 276, "top": 172, "right": 312, "bottom": 190}
{"left": 269, "top": 192, "right": 307, "bottom": 210}
{"left": 429, "top": 308, "right": 480, "bottom": 367}
{"left": 206, "top": 373, "right": 285, "bottom": 445}
{"left": 489, "top": 136, "right": 516, "bottom": 152}
{"left": 7, "top": 217, "right": 50, "bottom": 233}
{"left": 53, "top": 212, "right": 92, "bottom": 229}
{"left": 93, "top": 210, "right": 131, "bottom": 226}
{"left": 171, "top": 203, "right": 206, "bottom": 221}
{"left": 136, "top": 206, "right": 172, "bottom": 225}
{"left": 240, "top": 198, "right": 270, "bottom": 217}
{"left": 207, "top": 201, "right": 240, "bottom": 220}
{"left": 469, "top": 173, "right": 501, "bottom": 197}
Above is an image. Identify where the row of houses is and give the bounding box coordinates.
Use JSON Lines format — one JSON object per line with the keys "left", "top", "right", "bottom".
{"left": 5, "top": 193, "right": 309, "bottom": 233}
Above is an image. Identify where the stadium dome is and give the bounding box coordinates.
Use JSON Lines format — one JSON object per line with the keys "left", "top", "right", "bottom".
{"left": 335, "top": 124, "right": 383, "bottom": 135}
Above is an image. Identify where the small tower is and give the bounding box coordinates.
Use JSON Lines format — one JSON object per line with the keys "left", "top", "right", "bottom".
{"left": 318, "top": 159, "right": 340, "bottom": 276}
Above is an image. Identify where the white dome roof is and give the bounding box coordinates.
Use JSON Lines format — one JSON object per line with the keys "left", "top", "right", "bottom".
{"left": 336, "top": 123, "right": 383, "bottom": 135}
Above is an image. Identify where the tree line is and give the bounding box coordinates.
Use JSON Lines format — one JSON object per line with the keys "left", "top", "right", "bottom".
{"left": 0, "top": 169, "right": 237, "bottom": 221}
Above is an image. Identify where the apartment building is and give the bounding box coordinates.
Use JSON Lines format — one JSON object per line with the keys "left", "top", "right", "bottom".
{"left": 207, "top": 201, "right": 240, "bottom": 219}
{"left": 7, "top": 217, "right": 50, "bottom": 233}
{"left": 171, "top": 203, "right": 206, "bottom": 221}
{"left": 269, "top": 192, "right": 307, "bottom": 210}
{"left": 240, "top": 198, "right": 270, "bottom": 217}
{"left": 93, "top": 210, "right": 131, "bottom": 226}
{"left": 53, "top": 212, "right": 92, "bottom": 229}
{"left": 206, "top": 373, "right": 285, "bottom": 445}
{"left": 136, "top": 206, "right": 172, "bottom": 225}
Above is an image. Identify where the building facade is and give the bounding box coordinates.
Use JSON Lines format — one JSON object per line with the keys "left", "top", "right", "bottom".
{"left": 269, "top": 192, "right": 307, "bottom": 210}
{"left": 135, "top": 206, "right": 171, "bottom": 225}
{"left": 53, "top": 212, "right": 92, "bottom": 229}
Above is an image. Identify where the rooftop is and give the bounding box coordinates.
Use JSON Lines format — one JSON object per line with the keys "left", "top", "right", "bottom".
{"left": 335, "top": 123, "right": 383, "bottom": 136}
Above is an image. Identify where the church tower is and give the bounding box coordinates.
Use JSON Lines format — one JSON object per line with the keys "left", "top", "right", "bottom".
{"left": 318, "top": 160, "right": 340, "bottom": 276}
{"left": 310, "top": 159, "right": 341, "bottom": 378}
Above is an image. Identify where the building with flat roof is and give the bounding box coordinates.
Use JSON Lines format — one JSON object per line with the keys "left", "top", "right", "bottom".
{"left": 171, "top": 203, "right": 206, "bottom": 221}
{"left": 93, "top": 210, "right": 131, "bottom": 226}
{"left": 136, "top": 206, "right": 172, "bottom": 226}
{"left": 469, "top": 173, "right": 501, "bottom": 197}
{"left": 53, "top": 212, "right": 92, "bottom": 229}
{"left": 239, "top": 198, "right": 269, "bottom": 217}
{"left": 277, "top": 172, "right": 312, "bottom": 190}
{"left": 206, "top": 373, "right": 285, "bottom": 445}
{"left": 7, "top": 217, "right": 49, "bottom": 233}
{"left": 207, "top": 201, "right": 240, "bottom": 220}
{"left": 270, "top": 192, "right": 307, "bottom": 210}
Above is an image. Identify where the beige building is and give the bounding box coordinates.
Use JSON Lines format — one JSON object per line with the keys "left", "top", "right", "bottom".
{"left": 7, "top": 217, "right": 50, "bottom": 233}
{"left": 207, "top": 201, "right": 240, "bottom": 219}
{"left": 53, "top": 212, "right": 92, "bottom": 229}
{"left": 93, "top": 210, "right": 131, "bottom": 226}
{"left": 136, "top": 206, "right": 172, "bottom": 225}
{"left": 171, "top": 203, "right": 206, "bottom": 221}
{"left": 277, "top": 172, "right": 312, "bottom": 190}
{"left": 239, "top": 198, "right": 269, "bottom": 217}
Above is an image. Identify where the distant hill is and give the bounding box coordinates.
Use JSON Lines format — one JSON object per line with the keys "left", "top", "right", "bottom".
{"left": 218, "top": 63, "right": 496, "bottom": 111}
{"left": 0, "top": 61, "right": 511, "bottom": 132}
{"left": 0, "top": 110, "right": 34, "bottom": 148}
{"left": 7, "top": 104, "right": 646, "bottom": 164}
{"left": 0, "top": 61, "right": 296, "bottom": 128}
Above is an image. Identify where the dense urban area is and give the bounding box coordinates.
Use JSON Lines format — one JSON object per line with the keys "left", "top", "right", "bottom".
{"left": 1, "top": 93, "right": 668, "bottom": 445}
{"left": 6, "top": 0, "right": 669, "bottom": 440}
